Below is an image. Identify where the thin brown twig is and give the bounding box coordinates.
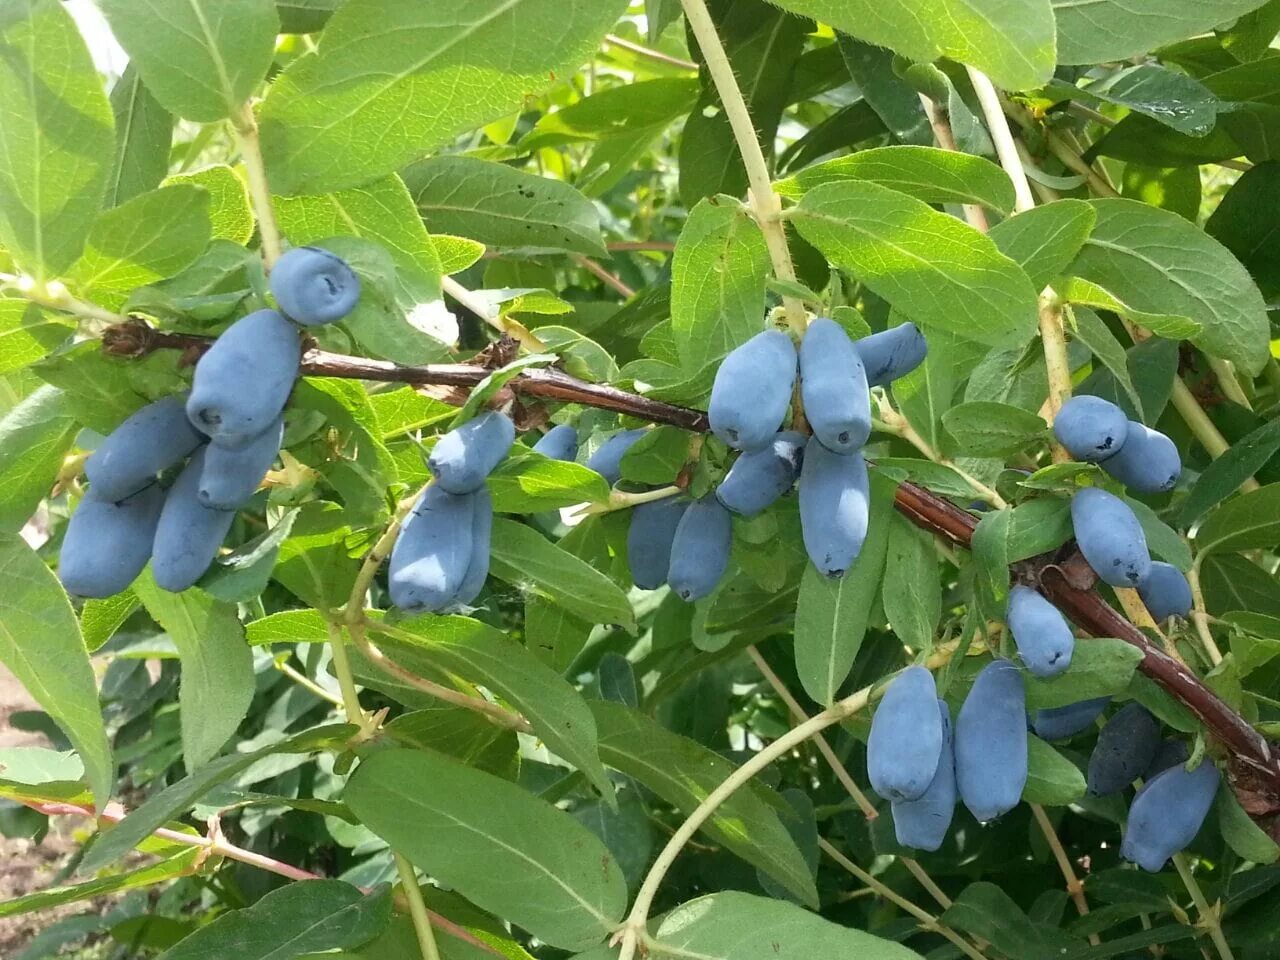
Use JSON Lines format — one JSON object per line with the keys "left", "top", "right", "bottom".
{"left": 99, "top": 321, "right": 1280, "bottom": 808}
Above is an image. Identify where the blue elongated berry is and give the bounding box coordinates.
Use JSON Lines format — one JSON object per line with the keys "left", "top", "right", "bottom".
{"left": 715, "top": 431, "right": 804, "bottom": 517}
{"left": 59, "top": 485, "right": 164, "bottom": 598}
{"left": 955, "top": 658, "right": 1027, "bottom": 822}
{"left": 1071, "top": 487, "right": 1152, "bottom": 587}
{"left": 1053, "top": 395, "right": 1129, "bottom": 463}
{"left": 429, "top": 411, "right": 515, "bottom": 495}
{"left": 1145, "top": 738, "right": 1190, "bottom": 780}
{"left": 627, "top": 498, "right": 688, "bottom": 590}
{"left": 85, "top": 395, "right": 204, "bottom": 502}
{"left": 1087, "top": 702, "right": 1161, "bottom": 796}
{"left": 270, "top": 246, "right": 361, "bottom": 326}
{"left": 388, "top": 485, "right": 475, "bottom": 612}
{"left": 450, "top": 485, "right": 492, "bottom": 610}
{"left": 533, "top": 423, "right": 578, "bottom": 462}
{"left": 853, "top": 322, "right": 927, "bottom": 387}
{"left": 152, "top": 447, "right": 237, "bottom": 592}
{"left": 800, "top": 318, "right": 871, "bottom": 454}
{"left": 1137, "top": 561, "right": 1192, "bottom": 621}
{"left": 1032, "top": 697, "right": 1111, "bottom": 741}
{"left": 708, "top": 330, "right": 797, "bottom": 451}
{"left": 867, "top": 666, "right": 943, "bottom": 803}
{"left": 586, "top": 428, "right": 646, "bottom": 485}
{"left": 892, "top": 699, "right": 956, "bottom": 851}
{"left": 198, "top": 416, "right": 283, "bottom": 510}
{"left": 1006, "top": 585, "right": 1074, "bottom": 678}
{"left": 186, "top": 309, "right": 301, "bottom": 449}
{"left": 667, "top": 495, "right": 732, "bottom": 602}
{"left": 799, "top": 438, "right": 868, "bottom": 578}
{"left": 1122, "top": 760, "right": 1219, "bottom": 872}
{"left": 1100, "top": 421, "right": 1181, "bottom": 494}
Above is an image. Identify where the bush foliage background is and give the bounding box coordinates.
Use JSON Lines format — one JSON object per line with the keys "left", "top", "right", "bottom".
{"left": 1, "top": 0, "right": 1279, "bottom": 958}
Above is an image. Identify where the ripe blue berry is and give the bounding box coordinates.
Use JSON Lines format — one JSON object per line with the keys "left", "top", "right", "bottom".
{"left": 1006, "top": 585, "right": 1074, "bottom": 678}
{"left": 59, "top": 485, "right": 164, "bottom": 598}
{"left": 715, "top": 431, "right": 804, "bottom": 517}
{"left": 892, "top": 699, "right": 956, "bottom": 851}
{"left": 867, "top": 666, "right": 943, "bottom": 803}
{"left": 532, "top": 423, "right": 578, "bottom": 462}
{"left": 1122, "top": 760, "right": 1219, "bottom": 872}
{"left": 1071, "top": 487, "right": 1152, "bottom": 587}
{"left": 429, "top": 411, "right": 515, "bottom": 495}
{"left": 270, "top": 246, "right": 361, "bottom": 326}
{"left": 853, "top": 322, "right": 927, "bottom": 387}
{"left": 1137, "top": 561, "right": 1192, "bottom": 621}
{"left": 800, "top": 318, "right": 871, "bottom": 454}
{"left": 198, "top": 416, "right": 283, "bottom": 510}
{"left": 708, "top": 330, "right": 796, "bottom": 451}
{"left": 1100, "top": 421, "right": 1181, "bottom": 493}
{"left": 85, "top": 395, "right": 204, "bottom": 502}
{"left": 186, "top": 309, "right": 301, "bottom": 449}
{"left": 152, "top": 447, "right": 237, "bottom": 592}
{"left": 799, "top": 438, "right": 868, "bottom": 578}
{"left": 956, "top": 658, "right": 1027, "bottom": 822}
{"left": 1052, "top": 395, "right": 1128, "bottom": 463}
{"left": 667, "top": 495, "right": 732, "bottom": 602}
{"left": 627, "top": 497, "right": 688, "bottom": 590}
{"left": 1087, "top": 702, "right": 1161, "bottom": 796}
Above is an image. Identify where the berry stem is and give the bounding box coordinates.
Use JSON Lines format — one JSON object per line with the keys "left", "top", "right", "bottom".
{"left": 230, "top": 100, "right": 283, "bottom": 269}
{"left": 1172, "top": 853, "right": 1235, "bottom": 960}
{"left": 1030, "top": 803, "right": 1098, "bottom": 943}
{"left": 679, "top": 0, "right": 807, "bottom": 335}
{"left": 395, "top": 853, "right": 444, "bottom": 960}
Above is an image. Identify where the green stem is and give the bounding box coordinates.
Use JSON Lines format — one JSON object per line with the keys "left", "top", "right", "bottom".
{"left": 1173, "top": 854, "right": 1234, "bottom": 960}
{"left": 231, "top": 101, "right": 282, "bottom": 268}
{"left": 395, "top": 853, "right": 443, "bottom": 960}
{"left": 324, "top": 621, "right": 366, "bottom": 728}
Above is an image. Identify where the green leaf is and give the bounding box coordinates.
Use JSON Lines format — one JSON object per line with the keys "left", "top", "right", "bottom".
{"left": 1055, "top": 0, "right": 1275, "bottom": 65}
{"left": 80, "top": 723, "right": 354, "bottom": 873}
{"left": 620, "top": 427, "right": 689, "bottom": 485}
{"left": 1070, "top": 307, "right": 1144, "bottom": 420}
{"left": 0, "top": 533, "right": 112, "bottom": 811}
{"left": 1023, "top": 638, "right": 1146, "bottom": 710}
{"left": 793, "top": 472, "right": 896, "bottom": 705}
{"left": 1201, "top": 554, "right": 1280, "bottom": 619}
{"left": 276, "top": 173, "right": 444, "bottom": 305}
{"left": 245, "top": 608, "right": 330, "bottom": 646}
{"left": 1206, "top": 161, "right": 1280, "bottom": 300}
{"left": 432, "top": 234, "right": 486, "bottom": 275}
{"left": 1066, "top": 199, "right": 1271, "bottom": 375}
{"left": 971, "top": 498, "right": 1074, "bottom": 603}
{"left": 98, "top": 0, "right": 279, "bottom": 122}
{"left": 670, "top": 197, "right": 771, "bottom": 375}
{"left": 1057, "top": 277, "right": 1201, "bottom": 342}
{"left": 0, "top": 384, "right": 77, "bottom": 532}
{"left": 679, "top": 3, "right": 808, "bottom": 204}
{"left": 1077, "top": 336, "right": 1179, "bottom": 424}
{"left": 384, "top": 706, "right": 518, "bottom": 779}
{"left": 346, "top": 748, "right": 625, "bottom": 951}
{"left": 167, "top": 165, "right": 253, "bottom": 245}
{"left": 988, "top": 200, "right": 1096, "bottom": 291}
{"left": 1078, "top": 64, "right": 1221, "bottom": 136}
{"left": 1125, "top": 498, "right": 1193, "bottom": 572}
{"left": 81, "top": 591, "right": 139, "bottom": 653}
{"left": 533, "top": 326, "right": 619, "bottom": 383}
{"left": 399, "top": 158, "right": 609, "bottom": 261}
{"left": 651, "top": 891, "right": 919, "bottom": 960}
{"left": 943, "top": 881, "right": 1080, "bottom": 959}
{"left": 882, "top": 514, "right": 940, "bottom": 652}
{"left": 488, "top": 454, "right": 609, "bottom": 513}
{"left": 836, "top": 36, "right": 931, "bottom": 146}
{"left": 1023, "top": 734, "right": 1086, "bottom": 805}
{"left": 792, "top": 180, "right": 1039, "bottom": 346}
{"left": 69, "top": 185, "right": 212, "bottom": 309}
{"left": 0, "top": 300, "right": 70, "bottom": 376}
{"left": 0, "top": 0, "right": 114, "bottom": 277}
{"left": 776, "top": 146, "right": 1015, "bottom": 213}
{"left": 370, "top": 614, "right": 612, "bottom": 796}
{"left": 158, "top": 881, "right": 390, "bottom": 960}
{"left": 272, "top": 502, "right": 359, "bottom": 613}
{"left": 764, "top": 0, "right": 1055, "bottom": 91}
{"left": 522, "top": 78, "right": 699, "bottom": 151}
{"left": 133, "top": 574, "right": 254, "bottom": 770}
{"left": 105, "top": 64, "right": 174, "bottom": 208}
{"left": 260, "top": 0, "right": 630, "bottom": 195}
{"left": 1217, "top": 786, "right": 1280, "bottom": 863}
{"left": 527, "top": 596, "right": 592, "bottom": 673}
{"left": 942, "top": 401, "right": 1047, "bottom": 457}
{"left": 1195, "top": 483, "right": 1280, "bottom": 557}
{"left": 591, "top": 701, "right": 818, "bottom": 907}
{"left": 1181, "top": 418, "right": 1280, "bottom": 527}
{"left": 0, "top": 844, "right": 201, "bottom": 919}
{"left": 489, "top": 518, "right": 635, "bottom": 629}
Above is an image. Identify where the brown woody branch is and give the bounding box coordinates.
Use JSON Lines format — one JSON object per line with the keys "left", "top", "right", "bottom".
{"left": 102, "top": 321, "right": 1280, "bottom": 808}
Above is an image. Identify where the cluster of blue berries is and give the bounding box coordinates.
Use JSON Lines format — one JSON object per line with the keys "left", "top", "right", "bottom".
{"left": 59, "top": 248, "right": 360, "bottom": 597}
{"left": 622, "top": 320, "right": 928, "bottom": 602}
{"left": 866, "top": 392, "right": 1209, "bottom": 868}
